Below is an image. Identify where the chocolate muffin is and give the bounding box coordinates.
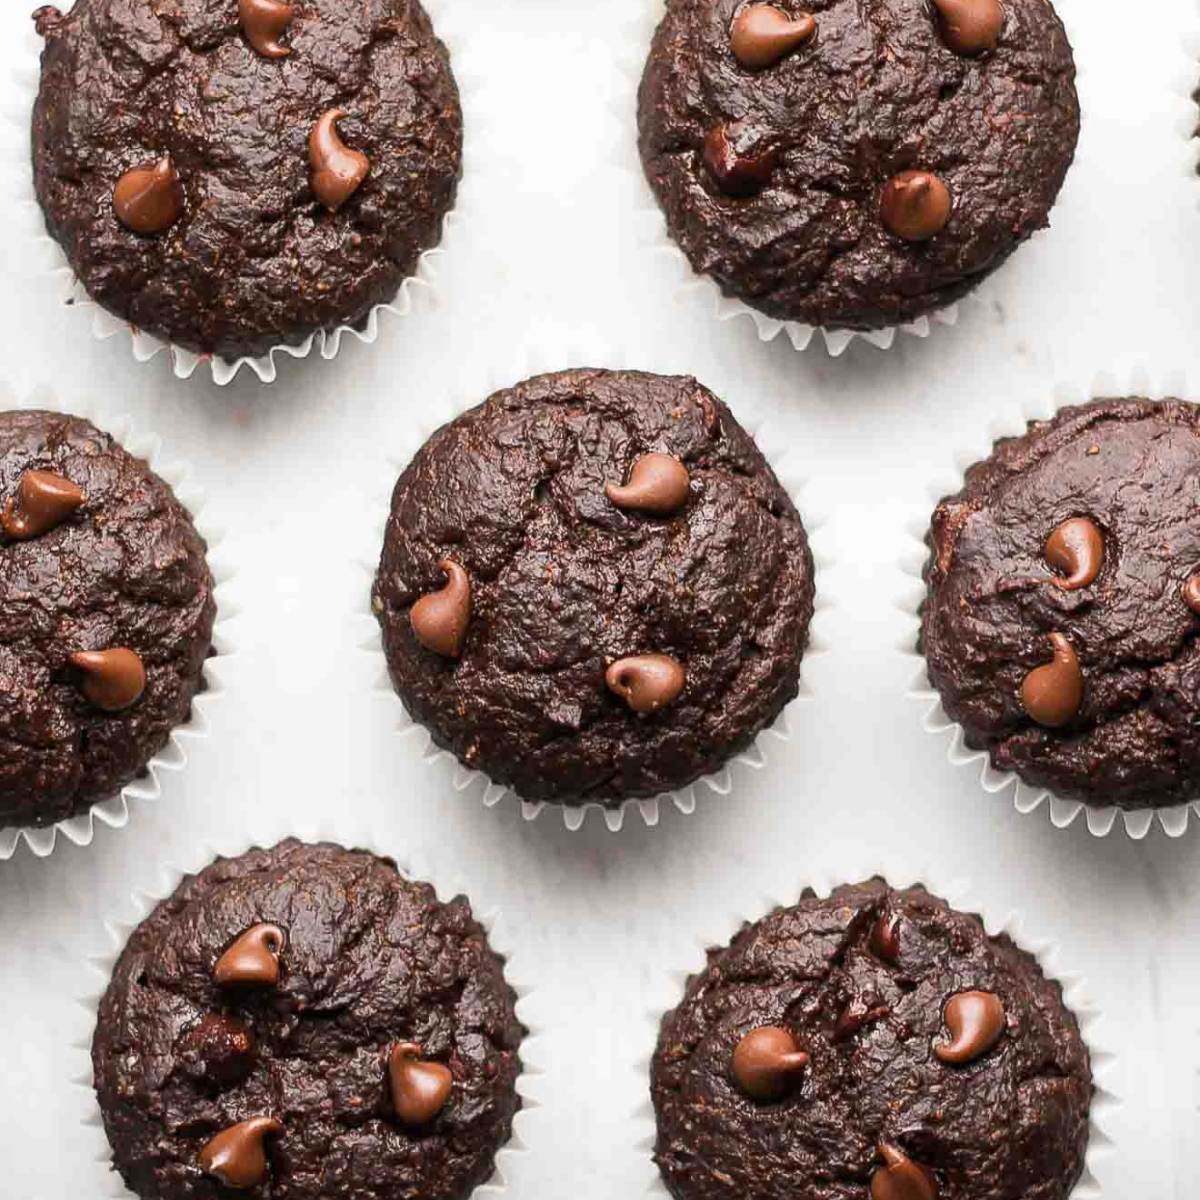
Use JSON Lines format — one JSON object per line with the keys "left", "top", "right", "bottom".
{"left": 0, "top": 409, "right": 215, "bottom": 830}
{"left": 922, "top": 399, "right": 1200, "bottom": 811}
{"left": 637, "top": 0, "right": 1080, "bottom": 332}
{"left": 31, "top": 0, "right": 462, "bottom": 360}
{"left": 93, "top": 840, "right": 524, "bottom": 1200}
{"left": 652, "top": 879, "right": 1092, "bottom": 1200}
{"left": 371, "top": 368, "right": 815, "bottom": 809}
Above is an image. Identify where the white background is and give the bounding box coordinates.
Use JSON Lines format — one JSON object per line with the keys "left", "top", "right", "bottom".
{"left": 0, "top": 0, "right": 1197, "bottom": 1195}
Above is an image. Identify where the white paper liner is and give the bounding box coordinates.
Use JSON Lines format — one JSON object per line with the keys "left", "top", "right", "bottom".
{"left": 68, "top": 825, "right": 547, "bottom": 1200}
{"left": 615, "top": 0, "right": 1093, "bottom": 358}
{"left": 4, "top": 0, "right": 484, "bottom": 385}
{"left": 898, "top": 367, "right": 1200, "bottom": 840}
{"left": 633, "top": 861, "right": 1120, "bottom": 1200}
{"left": 0, "top": 383, "right": 237, "bottom": 860}
{"left": 356, "top": 339, "right": 833, "bottom": 833}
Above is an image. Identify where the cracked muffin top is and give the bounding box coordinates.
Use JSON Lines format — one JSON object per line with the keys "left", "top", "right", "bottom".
{"left": 637, "top": 0, "right": 1079, "bottom": 331}
{"left": 652, "top": 879, "right": 1092, "bottom": 1200}
{"left": 0, "top": 409, "right": 214, "bottom": 830}
{"left": 922, "top": 399, "right": 1200, "bottom": 810}
{"left": 93, "top": 840, "right": 524, "bottom": 1200}
{"left": 31, "top": 0, "right": 461, "bottom": 360}
{"left": 371, "top": 368, "right": 815, "bottom": 808}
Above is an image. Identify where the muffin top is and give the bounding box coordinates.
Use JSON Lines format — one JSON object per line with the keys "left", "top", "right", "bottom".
{"left": 0, "top": 409, "right": 214, "bottom": 830}
{"left": 923, "top": 399, "right": 1200, "bottom": 810}
{"left": 637, "top": 0, "right": 1079, "bottom": 331}
{"left": 93, "top": 840, "right": 524, "bottom": 1200}
{"left": 31, "top": 0, "right": 461, "bottom": 360}
{"left": 371, "top": 368, "right": 814, "bottom": 807}
{"left": 652, "top": 879, "right": 1091, "bottom": 1200}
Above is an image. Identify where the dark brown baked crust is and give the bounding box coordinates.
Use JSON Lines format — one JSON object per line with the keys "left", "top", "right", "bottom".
{"left": 0, "top": 409, "right": 214, "bottom": 829}
{"left": 652, "top": 879, "right": 1092, "bottom": 1200}
{"left": 637, "top": 0, "right": 1080, "bottom": 330}
{"left": 371, "top": 368, "right": 814, "bottom": 807}
{"left": 922, "top": 399, "right": 1200, "bottom": 810}
{"left": 93, "top": 840, "right": 524, "bottom": 1200}
{"left": 31, "top": 0, "right": 462, "bottom": 359}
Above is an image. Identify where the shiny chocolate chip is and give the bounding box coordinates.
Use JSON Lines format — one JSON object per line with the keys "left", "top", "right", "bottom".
{"left": 0, "top": 469, "right": 84, "bottom": 540}
{"left": 113, "top": 156, "right": 184, "bottom": 235}
{"left": 310, "top": 108, "right": 369, "bottom": 211}
{"left": 880, "top": 170, "right": 951, "bottom": 242}
{"left": 389, "top": 1042, "right": 453, "bottom": 1126}
{"left": 214, "top": 923, "right": 286, "bottom": 988}
{"left": 1045, "top": 517, "right": 1103, "bottom": 591}
{"left": 605, "top": 654, "right": 685, "bottom": 714}
{"left": 731, "top": 1026, "right": 809, "bottom": 1101}
{"left": 199, "top": 1117, "right": 283, "bottom": 1189}
{"left": 729, "top": 4, "right": 816, "bottom": 70}
{"left": 410, "top": 559, "right": 471, "bottom": 659}
{"left": 177, "top": 1013, "right": 256, "bottom": 1087}
{"left": 872, "top": 1144, "right": 938, "bottom": 1200}
{"left": 605, "top": 453, "right": 690, "bottom": 515}
{"left": 70, "top": 648, "right": 146, "bottom": 711}
{"left": 1184, "top": 574, "right": 1200, "bottom": 615}
{"left": 870, "top": 911, "right": 901, "bottom": 963}
{"left": 932, "top": 0, "right": 1003, "bottom": 56}
{"left": 1020, "top": 632, "right": 1083, "bottom": 727}
{"left": 934, "top": 990, "right": 1005, "bottom": 1065}
{"left": 703, "top": 123, "right": 778, "bottom": 198}
{"left": 239, "top": 0, "right": 293, "bottom": 58}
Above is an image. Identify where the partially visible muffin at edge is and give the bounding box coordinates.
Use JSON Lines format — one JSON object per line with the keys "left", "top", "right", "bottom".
{"left": 31, "top": 0, "right": 462, "bottom": 359}
{"left": 922, "top": 398, "right": 1200, "bottom": 810}
{"left": 637, "top": 0, "right": 1080, "bottom": 331}
{"left": 372, "top": 368, "right": 815, "bottom": 808}
{"left": 0, "top": 409, "right": 215, "bottom": 830}
{"left": 652, "top": 879, "right": 1092, "bottom": 1200}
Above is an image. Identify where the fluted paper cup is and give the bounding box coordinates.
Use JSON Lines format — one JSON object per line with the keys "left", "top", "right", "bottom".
{"left": 0, "top": 383, "right": 237, "bottom": 860}
{"left": 357, "top": 338, "right": 831, "bottom": 833}
{"left": 899, "top": 367, "right": 1200, "bottom": 840}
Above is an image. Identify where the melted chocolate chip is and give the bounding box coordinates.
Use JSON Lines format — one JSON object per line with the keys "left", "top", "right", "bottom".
{"left": 934, "top": 990, "right": 1005, "bottom": 1065}
{"left": 605, "top": 654, "right": 685, "bottom": 714}
{"left": 729, "top": 4, "right": 816, "bottom": 71}
{"left": 389, "top": 1043, "right": 453, "bottom": 1126}
{"left": 730, "top": 1026, "right": 809, "bottom": 1101}
{"left": 177, "top": 1013, "right": 256, "bottom": 1087}
{"left": 833, "top": 999, "right": 890, "bottom": 1042}
{"left": 309, "top": 109, "right": 370, "bottom": 211}
{"left": 703, "top": 123, "right": 778, "bottom": 197}
{"left": 1044, "top": 517, "right": 1103, "bottom": 590}
{"left": 239, "top": 0, "right": 294, "bottom": 58}
{"left": 69, "top": 648, "right": 146, "bottom": 712}
{"left": 199, "top": 1117, "right": 283, "bottom": 1189}
{"left": 605, "top": 453, "right": 690, "bottom": 515}
{"left": 869, "top": 911, "right": 901, "bottom": 963}
{"left": 410, "top": 559, "right": 471, "bottom": 659}
{"left": 0, "top": 469, "right": 84, "bottom": 540}
{"left": 1019, "top": 632, "right": 1083, "bottom": 727}
{"left": 932, "top": 0, "right": 1004, "bottom": 56}
{"left": 880, "top": 170, "right": 951, "bottom": 242}
{"left": 872, "top": 1144, "right": 938, "bottom": 1200}
{"left": 113, "top": 157, "right": 184, "bottom": 235}
{"left": 214, "top": 924, "right": 286, "bottom": 988}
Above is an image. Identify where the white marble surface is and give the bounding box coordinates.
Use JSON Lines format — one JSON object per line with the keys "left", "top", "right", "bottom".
{"left": 0, "top": 0, "right": 1198, "bottom": 1195}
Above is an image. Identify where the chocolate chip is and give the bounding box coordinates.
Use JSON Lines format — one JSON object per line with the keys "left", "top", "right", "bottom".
{"left": 605, "top": 453, "right": 690, "bottom": 516}
{"left": 410, "top": 559, "right": 471, "bottom": 659}
{"left": 1184, "top": 575, "right": 1200, "bottom": 615}
{"left": 932, "top": 0, "right": 1004, "bottom": 57}
{"left": 730, "top": 1026, "right": 809, "bottom": 1101}
{"left": 69, "top": 648, "right": 146, "bottom": 712}
{"left": 880, "top": 170, "right": 951, "bottom": 242}
{"left": 177, "top": 1013, "right": 256, "bottom": 1087}
{"left": 703, "top": 123, "right": 778, "bottom": 198}
{"left": 113, "top": 156, "right": 184, "bottom": 235}
{"left": 1044, "top": 517, "right": 1103, "bottom": 590}
{"left": 934, "top": 990, "right": 1005, "bottom": 1065}
{"left": 309, "top": 108, "right": 369, "bottom": 211}
{"left": 239, "top": 0, "right": 293, "bottom": 58}
{"left": 199, "top": 1117, "right": 283, "bottom": 1189}
{"left": 872, "top": 1144, "right": 938, "bottom": 1200}
{"left": 605, "top": 654, "right": 685, "bottom": 714}
{"left": 729, "top": 4, "right": 816, "bottom": 70}
{"left": 833, "top": 1000, "right": 889, "bottom": 1042}
{"left": 1020, "top": 632, "right": 1083, "bottom": 727}
{"left": 214, "top": 923, "right": 286, "bottom": 988}
{"left": 869, "top": 911, "right": 901, "bottom": 963}
{"left": 0, "top": 469, "right": 84, "bottom": 540}
{"left": 388, "top": 1042, "right": 453, "bottom": 1126}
